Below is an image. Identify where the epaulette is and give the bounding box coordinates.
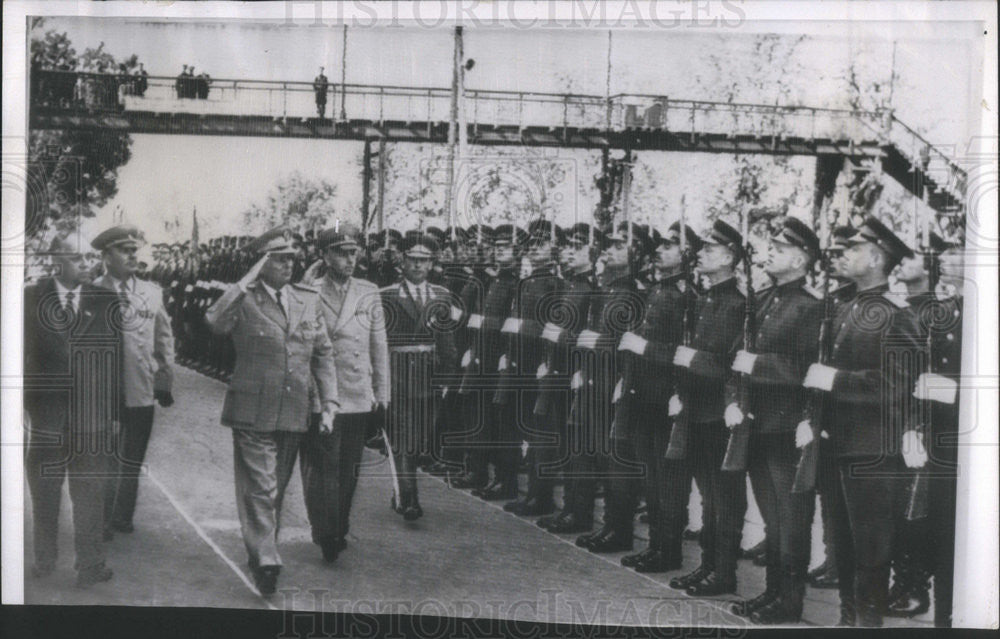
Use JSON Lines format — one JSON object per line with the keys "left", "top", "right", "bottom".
{"left": 430, "top": 283, "right": 449, "bottom": 295}
{"left": 291, "top": 282, "right": 318, "bottom": 293}
{"left": 883, "top": 291, "right": 909, "bottom": 308}
{"left": 378, "top": 283, "right": 399, "bottom": 294}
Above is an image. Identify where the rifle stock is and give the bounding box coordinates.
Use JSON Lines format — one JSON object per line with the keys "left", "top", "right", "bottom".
{"left": 791, "top": 249, "right": 834, "bottom": 494}
{"left": 904, "top": 231, "right": 938, "bottom": 521}
{"left": 663, "top": 223, "right": 694, "bottom": 461}
{"left": 722, "top": 213, "right": 755, "bottom": 472}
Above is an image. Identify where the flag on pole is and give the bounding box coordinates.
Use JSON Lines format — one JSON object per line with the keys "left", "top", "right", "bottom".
{"left": 191, "top": 207, "right": 200, "bottom": 271}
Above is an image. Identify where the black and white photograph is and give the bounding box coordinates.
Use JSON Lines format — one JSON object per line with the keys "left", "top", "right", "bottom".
{"left": 2, "top": 1, "right": 997, "bottom": 635}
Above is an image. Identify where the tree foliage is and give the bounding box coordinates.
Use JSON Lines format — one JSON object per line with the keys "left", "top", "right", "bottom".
{"left": 242, "top": 171, "right": 340, "bottom": 235}
{"left": 26, "top": 19, "right": 138, "bottom": 248}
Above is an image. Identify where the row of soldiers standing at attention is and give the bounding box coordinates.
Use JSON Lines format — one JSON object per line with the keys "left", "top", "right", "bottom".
{"left": 137, "top": 213, "right": 962, "bottom": 627}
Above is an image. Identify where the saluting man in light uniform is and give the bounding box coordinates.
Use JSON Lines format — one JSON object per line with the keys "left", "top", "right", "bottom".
{"left": 299, "top": 222, "right": 389, "bottom": 563}
{"left": 205, "top": 226, "right": 339, "bottom": 596}
{"left": 91, "top": 224, "right": 175, "bottom": 538}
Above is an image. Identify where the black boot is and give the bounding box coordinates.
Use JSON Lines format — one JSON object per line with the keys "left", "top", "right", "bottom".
{"left": 586, "top": 527, "right": 633, "bottom": 553}
{"left": 751, "top": 568, "right": 806, "bottom": 625}
{"left": 886, "top": 561, "right": 931, "bottom": 618}
{"left": 575, "top": 523, "right": 609, "bottom": 548}
{"left": 633, "top": 550, "right": 682, "bottom": 573}
{"left": 669, "top": 565, "right": 711, "bottom": 591}
{"left": 621, "top": 548, "right": 656, "bottom": 568}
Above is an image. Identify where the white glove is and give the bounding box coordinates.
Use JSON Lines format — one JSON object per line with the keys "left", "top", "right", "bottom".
{"left": 461, "top": 349, "right": 473, "bottom": 368}
{"left": 803, "top": 363, "right": 838, "bottom": 391}
{"left": 570, "top": 371, "right": 584, "bottom": 390}
{"left": 902, "top": 430, "right": 929, "bottom": 468}
{"left": 498, "top": 355, "right": 509, "bottom": 371}
{"left": 320, "top": 403, "right": 338, "bottom": 435}
{"left": 724, "top": 403, "right": 744, "bottom": 429}
{"left": 914, "top": 372, "right": 958, "bottom": 405}
{"left": 466, "top": 313, "right": 483, "bottom": 329}
{"left": 441, "top": 386, "right": 449, "bottom": 398}
{"left": 577, "top": 329, "right": 600, "bottom": 349}
{"left": 541, "top": 322, "right": 562, "bottom": 344}
{"left": 612, "top": 379, "right": 623, "bottom": 404}
{"left": 536, "top": 361, "right": 549, "bottom": 379}
{"left": 668, "top": 394, "right": 683, "bottom": 417}
{"left": 673, "top": 345, "right": 696, "bottom": 368}
{"left": 450, "top": 305, "right": 463, "bottom": 321}
{"left": 795, "top": 420, "right": 814, "bottom": 449}
{"left": 501, "top": 318, "right": 522, "bottom": 334}
{"left": 618, "top": 331, "right": 647, "bottom": 355}
{"left": 731, "top": 349, "right": 757, "bottom": 375}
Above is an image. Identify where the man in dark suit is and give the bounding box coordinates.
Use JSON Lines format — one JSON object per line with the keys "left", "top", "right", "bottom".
{"left": 800, "top": 217, "right": 922, "bottom": 626}
{"left": 24, "top": 231, "right": 122, "bottom": 588}
{"left": 379, "top": 233, "right": 458, "bottom": 520}
{"left": 299, "top": 223, "right": 389, "bottom": 562}
{"left": 204, "top": 226, "right": 339, "bottom": 596}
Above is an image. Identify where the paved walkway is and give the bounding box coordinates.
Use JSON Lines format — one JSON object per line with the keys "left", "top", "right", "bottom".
{"left": 23, "top": 366, "right": 934, "bottom": 627}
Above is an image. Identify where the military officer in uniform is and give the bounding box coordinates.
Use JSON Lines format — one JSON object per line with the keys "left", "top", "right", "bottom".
{"left": 574, "top": 222, "right": 651, "bottom": 554}
{"left": 893, "top": 237, "right": 964, "bottom": 627}
{"left": 536, "top": 224, "right": 602, "bottom": 533}
{"left": 799, "top": 216, "right": 921, "bottom": 626}
{"left": 723, "top": 217, "right": 825, "bottom": 623}
{"left": 616, "top": 221, "right": 702, "bottom": 573}
{"left": 884, "top": 232, "right": 949, "bottom": 617}
{"left": 450, "top": 226, "right": 497, "bottom": 490}
{"left": 466, "top": 225, "right": 523, "bottom": 501}
{"left": 499, "top": 220, "right": 563, "bottom": 516}
{"left": 205, "top": 227, "right": 339, "bottom": 596}
{"left": 668, "top": 219, "right": 747, "bottom": 597}
{"left": 298, "top": 223, "right": 389, "bottom": 562}
{"left": 379, "top": 233, "right": 458, "bottom": 520}
{"left": 91, "top": 224, "right": 176, "bottom": 537}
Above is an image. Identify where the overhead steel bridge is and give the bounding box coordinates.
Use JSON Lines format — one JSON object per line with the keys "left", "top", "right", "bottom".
{"left": 29, "top": 70, "right": 966, "bottom": 213}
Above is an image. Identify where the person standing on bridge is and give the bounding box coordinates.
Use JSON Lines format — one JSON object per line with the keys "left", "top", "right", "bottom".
{"left": 91, "top": 224, "right": 176, "bottom": 539}
{"left": 298, "top": 223, "right": 389, "bottom": 563}
{"left": 205, "top": 227, "right": 339, "bottom": 597}
{"left": 314, "top": 67, "right": 329, "bottom": 119}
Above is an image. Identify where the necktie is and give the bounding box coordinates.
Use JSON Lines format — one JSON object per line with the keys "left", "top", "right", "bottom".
{"left": 119, "top": 281, "right": 131, "bottom": 307}
{"left": 415, "top": 285, "right": 423, "bottom": 307}
{"left": 274, "top": 290, "right": 286, "bottom": 317}
{"left": 64, "top": 291, "right": 77, "bottom": 323}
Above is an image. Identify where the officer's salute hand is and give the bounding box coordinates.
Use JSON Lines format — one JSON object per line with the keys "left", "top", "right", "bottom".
{"left": 301, "top": 259, "right": 324, "bottom": 284}
{"left": 238, "top": 255, "right": 269, "bottom": 291}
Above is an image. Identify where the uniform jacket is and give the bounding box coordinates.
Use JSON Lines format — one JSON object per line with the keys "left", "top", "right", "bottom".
{"left": 569, "top": 268, "right": 641, "bottom": 438}
{"left": 619, "top": 272, "right": 689, "bottom": 408}
{"left": 308, "top": 275, "right": 390, "bottom": 414}
{"left": 23, "top": 278, "right": 123, "bottom": 435}
{"left": 205, "top": 281, "right": 338, "bottom": 432}
{"left": 496, "top": 263, "right": 562, "bottom": 403}
{"left": 684, "top": 276, "right": 745, "bottom": 424}
{"left": 824, "top": 283, "right": 921, "bottom": 459}
{"left": 725, "top": 277, "right": 823, "bottom": 434}
{"left": 460, "top": 266, "right": 517, "bottom": 389}
{"left": 533, "top": 267, "right": 594, "bottom": 417}
{"left": 380, "top": 280, "right": 459, "bottom": 396}
{"left": 906, "top": 292, "right": 962, "bottom": 468}
{"left": 94, "top": 274, "right": 175, "bottom": 407}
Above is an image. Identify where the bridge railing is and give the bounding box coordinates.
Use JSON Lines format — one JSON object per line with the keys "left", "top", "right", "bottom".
{"left": 29, "top": 70, "right": 881, "bottom": 143}
{"left": 27, "top": 70, "right": 966, "bottom": 194}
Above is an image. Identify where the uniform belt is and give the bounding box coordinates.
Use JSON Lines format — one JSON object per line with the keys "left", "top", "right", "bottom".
{"left": 390, "top": 344, "right": 436, "bottom": 353}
